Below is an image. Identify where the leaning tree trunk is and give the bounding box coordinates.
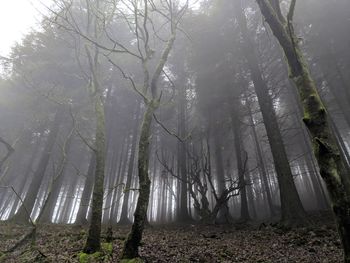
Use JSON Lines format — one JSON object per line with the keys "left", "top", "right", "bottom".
{"left": 11, "top": 107, "right": 64, "bottom": 224}
{"left": 121, "top": 100, "right": 158, "bottom": 259}
{"left": 256, "top": 0, "right": 350, "bottom": 260}
{"left": 7, "top": 130, "right": 42, "bottom": 219}
{"left": 38, "top": 132, "right": 74, "bottom": 223}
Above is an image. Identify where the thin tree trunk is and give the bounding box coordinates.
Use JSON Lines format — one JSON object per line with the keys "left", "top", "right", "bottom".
{"left": 121, "top": 101, "right": 158, "bottom": 259}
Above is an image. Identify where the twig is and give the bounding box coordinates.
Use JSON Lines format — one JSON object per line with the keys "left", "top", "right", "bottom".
{"left": 153, "top": 113, "right": 192, "bottom": 142}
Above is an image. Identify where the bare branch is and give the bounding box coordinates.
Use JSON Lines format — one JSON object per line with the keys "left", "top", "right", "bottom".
{"left": 287, "top": 0, "right": 297, "bottom": 22}
{"left": 104, "top": 55, "right": 149, "bottom": 103}
{"left": 69, "top": 107, "right": 96, "bottom": 152}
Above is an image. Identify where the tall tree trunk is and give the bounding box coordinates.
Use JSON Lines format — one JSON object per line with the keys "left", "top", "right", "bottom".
{"left": 82, "top": 1, "right": 107, "bottom": 250}
{"left": 289, "top": 79, "right": 330, "bottom": 210}
{"left": 121, "top": 11, "right": 178, "bottom": 256}
{"left": 236, "top": 2, "right": 307, "bottom": 225}
{"left": 121, "top": 15, "right": 178, "bottom": 257}
{"left": 177, "top": 81, "right": 191, "bottom": 222}
{"left": 247, "top": 99, "right": 276, "bottom": 217}
{"left": 256, "top": 0, "right": 350, "bottom": 260}
{"left": 83, "top": 93, "right": 106, "bottom": 253}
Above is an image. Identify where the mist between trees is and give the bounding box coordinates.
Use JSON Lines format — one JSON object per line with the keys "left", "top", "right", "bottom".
{"left": 0, "top": 0, "right": 350, "bottom": 262}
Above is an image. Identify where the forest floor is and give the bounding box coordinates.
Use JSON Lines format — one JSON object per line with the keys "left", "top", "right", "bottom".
{"left": 0, "top": 212, "right": 343, "bottom": 262}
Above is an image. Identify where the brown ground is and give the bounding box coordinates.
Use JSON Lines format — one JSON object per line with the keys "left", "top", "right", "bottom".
{"left": 0, "top": 215, "right": 343, "bottom": 262}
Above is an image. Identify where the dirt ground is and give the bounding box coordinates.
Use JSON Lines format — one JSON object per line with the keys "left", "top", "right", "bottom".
{"left": 0, "top": 215, "right": 343, "bottom": 262}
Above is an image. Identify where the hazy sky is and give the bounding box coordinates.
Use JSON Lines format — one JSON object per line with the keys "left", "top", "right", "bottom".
{"left": 0, "top": 0, "right": 43, "bottom": 57}
{"left": 0, "top": 0, "right": 199, "bottom": 57}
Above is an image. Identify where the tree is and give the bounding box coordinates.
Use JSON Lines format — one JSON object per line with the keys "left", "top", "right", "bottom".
{"left": 119, "top": 1, "right": 189, "bottom": 259}
{"left": 47, "top": 0, "right": 109, "bottom": 252}
{"left": 234, "top": 0, "right": 307, "bottom": 225}
{"left": 255, "top": 0, "right": 350, "bottom": 260}
{"left": 80, "top": 0, "right": 107, "bottom": 253}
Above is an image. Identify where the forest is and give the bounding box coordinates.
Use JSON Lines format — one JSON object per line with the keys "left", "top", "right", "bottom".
{"left": 0, "top": 0, "right": 349, "bottom": 262}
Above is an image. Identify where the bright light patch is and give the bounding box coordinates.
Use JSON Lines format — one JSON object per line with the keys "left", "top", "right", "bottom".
{"left": 0, "top": 0, "right": 42, "bottom": 56}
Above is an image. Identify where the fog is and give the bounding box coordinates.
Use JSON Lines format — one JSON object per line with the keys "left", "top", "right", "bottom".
{"left": 0, "top": 0, "right": 349, "bottom": 261}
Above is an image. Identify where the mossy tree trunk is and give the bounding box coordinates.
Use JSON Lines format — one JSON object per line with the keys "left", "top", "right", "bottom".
{"left": 121, "top": 1, "right": 186, "bottom": 258}
{"left": 121, "top": 26, "right": 178, "bottom": 262}
{"left": 121, "top": 100, "right": 158, "bottom": 259}
{"left": 83, "top": 0, "right": 106, "bottom": 250}
{"left": 83, "top": 93, "right": 106, "bottom": 253}
{"left": 256, "top": 0, "right": 350, "bottom": 260}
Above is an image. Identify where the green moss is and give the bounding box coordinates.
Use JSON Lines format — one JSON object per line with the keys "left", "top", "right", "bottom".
{"left": 78, "top": 243, "right": 111, "bottom": 262}
{"left": 78, "top": 252, "right": 88, "bottom": 263}
{"left": 101, "top": 242, "right": 113, "bottom": 254}
{"left": 78, "top": 252, "right": 102, "bottom": 263}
